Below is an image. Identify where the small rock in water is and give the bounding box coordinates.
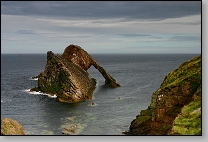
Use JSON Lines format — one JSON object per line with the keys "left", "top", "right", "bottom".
{"left": 88, "top": 102, "right": 95, "bottom": 106}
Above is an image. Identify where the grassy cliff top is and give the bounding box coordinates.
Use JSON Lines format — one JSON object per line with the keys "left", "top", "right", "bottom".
{"left": 170, "top": 97, "right": 201, "bottom": 135}
{"left": 161, "top": 55, "right": 201, "bottom": 89}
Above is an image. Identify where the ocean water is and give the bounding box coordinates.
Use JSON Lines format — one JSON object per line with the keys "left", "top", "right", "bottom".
{"left": 1, "top": 53, "right": 198, "bottom": 135}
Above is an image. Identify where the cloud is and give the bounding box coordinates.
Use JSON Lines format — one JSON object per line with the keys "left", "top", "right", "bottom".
{"left": 170, "top": 35, "right": 201, "bottom": 42}
{"left": 1, "top": 37, "right": 28, "bottom": 42}
{"left": 125, "top": 45, "right": 201, "bottom": 54}
{"left": 32, "top": 14, "right": 201, "bottom": 35}
{"left": 1, "top": 2, "right": 201, "bottom": 54}
{"left": 1, "top": 1, "right": 201, "bottom": 20}
{"left": 115, "top": 34, "right": 151, "bottom": 37}
{"left": 16, "top": 30, "right": 38, "bottom": 35}
{"left": 163, "top": 21, "right": 201, "bottom": 26}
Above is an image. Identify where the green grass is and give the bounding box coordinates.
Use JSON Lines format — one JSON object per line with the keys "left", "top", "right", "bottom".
{"left": 161, "top": 55, "right": 201, "bottom": 89}
{"left": 170, "top": 99, "right": 201, "bottom": 135}
{"left": 134, "top": 116, "right": 152, "bottom": 125}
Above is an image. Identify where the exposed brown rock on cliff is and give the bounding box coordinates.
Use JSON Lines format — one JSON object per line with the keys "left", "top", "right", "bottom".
{"left": 1, "top": 118, "right": 25, "bottom": 135}
{"left": 31, "top": 44, "right": 120, "bottom": 103}
{"left": 125, "top": 55, "right": 201, "bottom": 135}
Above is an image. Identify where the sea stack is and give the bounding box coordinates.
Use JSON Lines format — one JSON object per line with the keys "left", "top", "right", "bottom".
{"left": 31, "top": 44, "right": 120, "bottom": 103}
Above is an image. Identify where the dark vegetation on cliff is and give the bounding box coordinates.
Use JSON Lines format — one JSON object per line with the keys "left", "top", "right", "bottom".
{"left": 31, "top": 44, "right": 120, "bottom": 103}
{"left": 125, "top": 55, "right": 201, "bottom": 135}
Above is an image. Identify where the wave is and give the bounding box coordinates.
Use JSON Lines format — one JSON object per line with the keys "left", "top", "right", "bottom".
{"left": 23, "top": 89, "right": 57, "bottom": 98}
{"left": 1, "top": 99, "right": 12, "bottom": 103}
{"left": 137, "top": 82, "right": 152, "bottom": 91}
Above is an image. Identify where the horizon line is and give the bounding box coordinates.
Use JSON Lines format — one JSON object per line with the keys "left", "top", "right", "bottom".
{"left": 1, "top": 52, "right": 201, "bottom": 55}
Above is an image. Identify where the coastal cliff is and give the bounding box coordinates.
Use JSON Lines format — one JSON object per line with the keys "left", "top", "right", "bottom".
{"left": 1, "top": 118, "right": 25, "bottom": 135}
{"left": 125, "top": 55, "right": 201, "bottom": 135}
{"left": 31, "top": 44, "right": 120, "bottom": 103}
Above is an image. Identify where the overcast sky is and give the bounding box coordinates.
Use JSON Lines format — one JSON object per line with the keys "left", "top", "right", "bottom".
{"left": 1, "top": 1, "right": 201, "bottom": 54}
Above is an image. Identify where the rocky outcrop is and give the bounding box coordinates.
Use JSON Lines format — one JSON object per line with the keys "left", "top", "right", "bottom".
{"left": 62, "top": 44, "right": 120, "bottom": 88}
{"left": 31, "top": 44, "right": 120, "bottom": 103}
{"left": 124, "top": 55, "right": 201, "bottom": 135}
{"left": 1, "top": 118, "right": 25, "bottom": 135}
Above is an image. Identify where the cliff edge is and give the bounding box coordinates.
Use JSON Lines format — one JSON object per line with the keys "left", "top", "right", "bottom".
{"left": 125, "top": 55, "right": 201, "bottom": 135}
{"left": 31, "top": 44, "right": 120, "bottom": 103}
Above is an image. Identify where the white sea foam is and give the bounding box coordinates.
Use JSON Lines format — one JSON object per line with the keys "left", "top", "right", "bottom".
{"left": 137, "top": 82, "right": 152, "bottom": 92}
{"left": 47, "top": 94, "right": 57, "bottom": 98}
{"left": 1, "top": 99, "right": 12, "bottom": 103}
{"left": 29, "top": 77, "right": 38, "bottom": 80}
{"left": 24, "top": 89, "right": 57, "bottom": 98}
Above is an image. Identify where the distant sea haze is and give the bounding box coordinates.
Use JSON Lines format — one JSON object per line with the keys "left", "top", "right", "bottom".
{"left": 1, "top": 53, "right": 198, "bottom": 135}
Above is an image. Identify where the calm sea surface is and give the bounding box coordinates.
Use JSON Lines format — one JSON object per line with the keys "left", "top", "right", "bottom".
{"left": 1, "top": 54, "right": 198, "bottom": 135}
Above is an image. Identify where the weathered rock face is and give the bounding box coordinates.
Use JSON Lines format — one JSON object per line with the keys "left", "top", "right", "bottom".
{"left": 62, "top": 44, "right": 94, "bottom": 71}
{"left": 125, "top": 55, "right": 201, "bottom": 135}
{"left": 33, "top": 50, "right": 96, "bottom": 103}
{"left": 62, "top": 44, "right": 121, "bottom": 88}
{"left": 1, "top": 118, "right": 25, "bottom": 135}
{"left": 31, "top": 44, "right": 120, "bottom": 103}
